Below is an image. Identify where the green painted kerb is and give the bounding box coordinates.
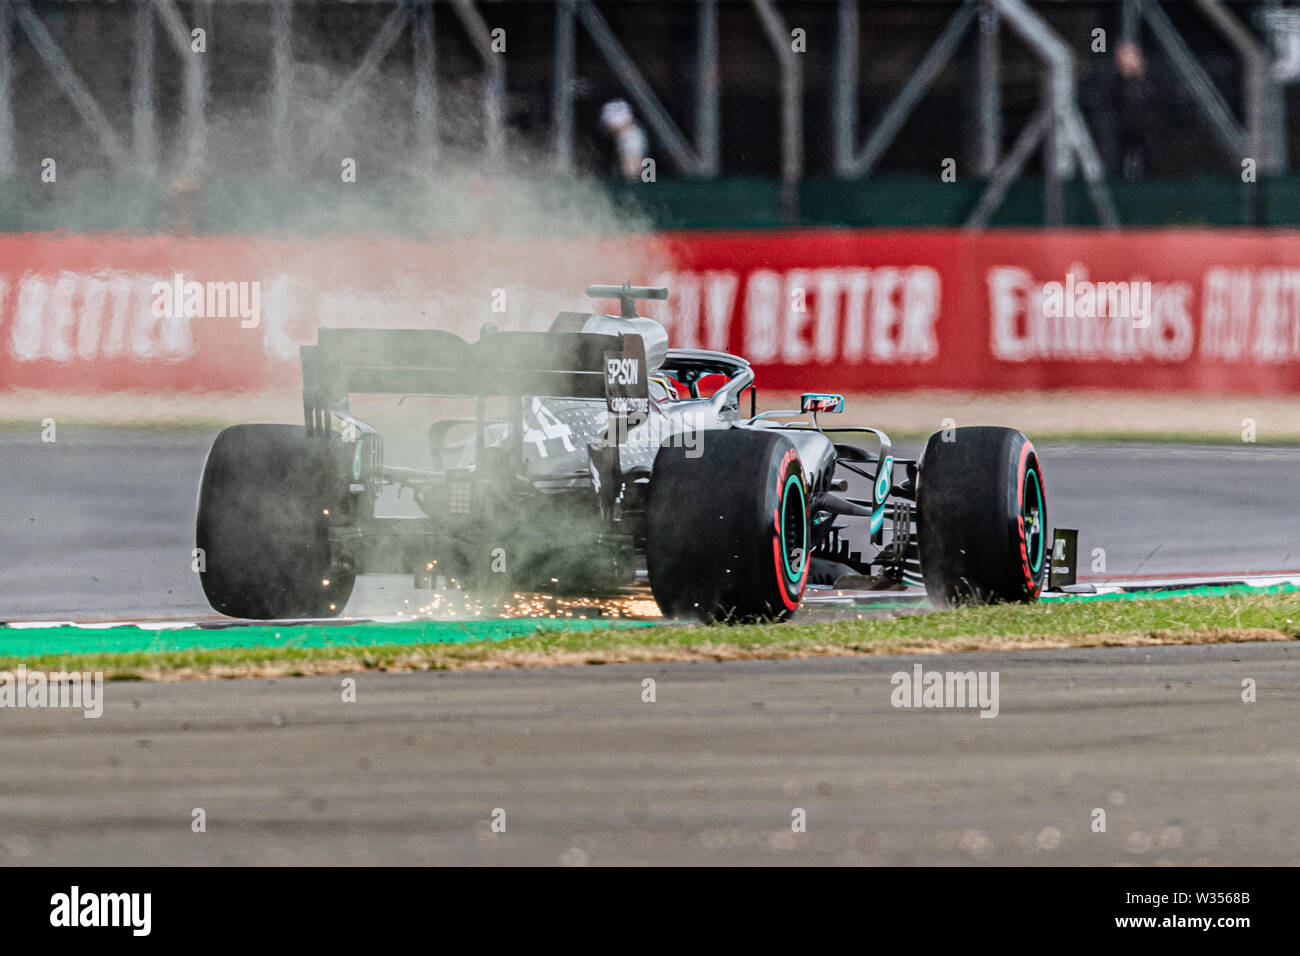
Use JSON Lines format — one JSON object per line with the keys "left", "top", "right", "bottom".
{"left": 0, "top": 617, "right": 654, "bottom": 659}
{"left": 2, "top": 581, "right": 1296, "bottom": 659}
{"left": 1038, "top": 581, "right": 1300, "bottom": 604}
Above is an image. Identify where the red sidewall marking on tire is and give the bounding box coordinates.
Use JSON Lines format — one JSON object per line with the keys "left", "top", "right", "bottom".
{"left": 1016, "top": 440, "right": 1042, "bottom": 598}
{"left": 770, "top": 537, "right": 809, "bottom": 611}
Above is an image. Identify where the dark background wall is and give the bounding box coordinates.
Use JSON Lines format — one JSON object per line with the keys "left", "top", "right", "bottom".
{"left": 0, "top": 1, "right": 1290, "bottom": 229}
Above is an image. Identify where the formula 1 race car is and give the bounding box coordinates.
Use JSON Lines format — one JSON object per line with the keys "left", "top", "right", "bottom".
{"left": 196, "top": 284, "right": 1064, "bottom": 622}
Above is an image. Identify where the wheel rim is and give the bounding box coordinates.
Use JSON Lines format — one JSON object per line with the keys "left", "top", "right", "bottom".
{"left": 1022, "top": 466, "right": 1045, "bottom": 575}
{"left": 779, "top": 474, "right": 808, "bottom": 581}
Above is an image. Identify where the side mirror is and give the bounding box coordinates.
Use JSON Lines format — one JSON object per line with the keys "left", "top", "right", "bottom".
{"left": 800, "top": 393, "right": 844, "bottom": 414}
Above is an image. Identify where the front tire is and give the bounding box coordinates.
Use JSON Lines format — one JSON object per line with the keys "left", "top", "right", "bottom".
{"left": 647, "top": 429, "right": 810, "bottom": 623}
{"left": 196, "top": 424, "right": 354, "bottom": 619}
{"left": 917, "top": 426, "right": 1047, "bottom": 608}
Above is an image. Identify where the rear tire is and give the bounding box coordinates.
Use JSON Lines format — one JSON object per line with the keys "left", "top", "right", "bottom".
{"left": 647, "top": 429, "right": 810, "bottom": 623}
{"left": 196, "top": 424, "right": 355, "bottom": 619}
{"left": 917, "top": 426, "right": 1046, "bottom": 608}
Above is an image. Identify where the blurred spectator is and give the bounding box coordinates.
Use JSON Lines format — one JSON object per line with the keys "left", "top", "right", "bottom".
{"left": 1114, "top": 41, "right": 1151, "bottom": 180}
{"left": 599, "top": 99, "right": 648, "bottom": 181}
{"left": 163, "top": 174, "right": 201, "bottom": 234}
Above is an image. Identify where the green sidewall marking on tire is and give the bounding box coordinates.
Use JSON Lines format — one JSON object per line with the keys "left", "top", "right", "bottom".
{"left": 780, "top": 474, "right": 807, "bottom": 582}
{"left": 1024, "top": 467, "right": 1044, "bottom": 574}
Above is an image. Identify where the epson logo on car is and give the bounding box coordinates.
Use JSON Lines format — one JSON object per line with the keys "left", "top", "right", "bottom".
{"left": 606, "top": 357, "right": 639, "bottom": 386}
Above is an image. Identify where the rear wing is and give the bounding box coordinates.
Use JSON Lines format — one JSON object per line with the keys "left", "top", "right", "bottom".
{"left": 301, "top": 328, "right": 648, "bottom": 434}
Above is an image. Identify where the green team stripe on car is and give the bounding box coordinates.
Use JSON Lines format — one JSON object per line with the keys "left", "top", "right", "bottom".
{"left": 874, "top": 456, "right": 894, "bottom": 503}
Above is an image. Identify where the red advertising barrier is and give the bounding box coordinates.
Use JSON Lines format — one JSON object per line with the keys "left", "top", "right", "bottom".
{"left": 3, "top": 229, "right": 1300, "bottom": 395}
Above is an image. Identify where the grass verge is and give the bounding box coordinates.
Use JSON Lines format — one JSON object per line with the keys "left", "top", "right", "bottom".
{"left": 5, "top": 590, "right": 1297, "bottom": 680}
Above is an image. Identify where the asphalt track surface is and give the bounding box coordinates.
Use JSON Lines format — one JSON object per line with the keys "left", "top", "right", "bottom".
{"left": 3, "top": 429, "right": 1300, "bottom": 865}
{"left": 0, "top": 642, "right": 1294, "bottom": 865}
{"left": 3, "top": 428, "right": 1299, "bottom": 621}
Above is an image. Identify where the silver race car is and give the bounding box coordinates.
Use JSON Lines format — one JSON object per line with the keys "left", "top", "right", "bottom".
{"left": 196, "top": 284, "right": 1061, "bottom": 621}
